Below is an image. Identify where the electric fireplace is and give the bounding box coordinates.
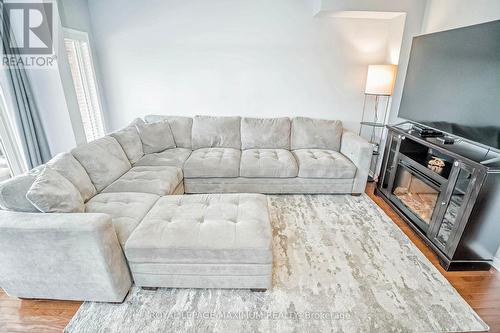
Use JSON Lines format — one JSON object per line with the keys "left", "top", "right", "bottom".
{"left": 377, "top": 123, "right": 500, "bottom": 271}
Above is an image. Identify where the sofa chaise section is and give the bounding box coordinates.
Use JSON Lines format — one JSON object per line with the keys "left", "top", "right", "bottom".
{"left": 85, "top": 192, "right": 160, "bottom": 246}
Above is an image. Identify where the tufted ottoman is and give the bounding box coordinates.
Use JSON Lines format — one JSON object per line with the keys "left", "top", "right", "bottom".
{"left": 124, "top": 193, "right": 273, "bottom": 290}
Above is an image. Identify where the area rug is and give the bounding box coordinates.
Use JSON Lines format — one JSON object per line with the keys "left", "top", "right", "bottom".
{"left": 65, "top": 194, "right": 488, "bottom": 333}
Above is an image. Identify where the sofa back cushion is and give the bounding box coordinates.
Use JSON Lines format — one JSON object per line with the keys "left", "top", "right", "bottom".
{"left": 136, "top": 121, "right": 176, "bottom": 154}
{"left": 110, "top": 121, "right": 144, "bottom": 164}
{"left": 241, "top": 117, "right": 291, "bottom": 149}
{"left": 26, "top": 167, "right": 85, "bottom": 213}
{"left": 0, "top": 173, "right": 38, "bottom": 212}
{"left": 192, "top": 115, "right": 241, "bottom": 149}
{"left": 71, "top": 136, "right": 131, "bottom": 192}
{"left": 130, "top": 117, "right": 145, "bottom": 127}
{"left": 46, "top": 153, "right": 97, "bottom": 202}
{"left": 145, "top": 115, "right": 193, "bottom": 149}
{"left": 291, "top": 117, "right": 343, "bottom": 151}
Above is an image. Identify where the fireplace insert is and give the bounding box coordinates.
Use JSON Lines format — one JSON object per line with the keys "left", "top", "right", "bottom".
{"left": 390, "top": 161, "right": 442, "bottom": 232}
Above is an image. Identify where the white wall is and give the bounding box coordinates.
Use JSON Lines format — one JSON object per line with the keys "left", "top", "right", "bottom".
{"left": 422, "top": 0, "right": 500, "bottom": 34}
{"left": 421, "top": 0, "right": 500, "bottom": 267}
{"left": 26, "top": 3, "right": 77, "bottom": 155}
{"left": 87, "top": 0, "right": 402, "bottom": 132}
{"left": 313, "top": 0, "right": 428, "bottom": 126}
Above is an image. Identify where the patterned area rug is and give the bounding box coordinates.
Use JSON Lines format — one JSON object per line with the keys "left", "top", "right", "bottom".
{"left": 65, "top": 194, "right": 488, "bottom": 333}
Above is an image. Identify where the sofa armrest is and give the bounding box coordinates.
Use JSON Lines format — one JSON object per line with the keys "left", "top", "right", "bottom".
{"left": 0, "top": 211, "right": 132, "bottom": 302}
{"left": 340, "top": 130, "right": 373, "bottom": 194}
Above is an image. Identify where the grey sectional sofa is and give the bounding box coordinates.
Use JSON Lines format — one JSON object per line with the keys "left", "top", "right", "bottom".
{"left": 0, "top": 115, "right": 372, "bottom": 302}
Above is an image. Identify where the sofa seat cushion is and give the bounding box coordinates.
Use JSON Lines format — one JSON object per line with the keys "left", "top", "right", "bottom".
{"left": 134, "top": 148, "right": 192, "bottom": 168}
{"left": 86, "top": 192, "right": 159, "bottom": 245}
{"left": 71, "top": 136, "right": 131, "bottom": 192}
{"left": 124, "top": 194, "right": 272, "bottom": 264}
{"left": 102, "top": 166, "right": 183, "bottom": 196}
{"left": 240, "top": 149, "right": 298, "bottom": 178}
{"left": 184, "top": 148, "right": 241, "bottom": 178}
{"left": 293, "top": 149, "right": 356, "bottom": 179}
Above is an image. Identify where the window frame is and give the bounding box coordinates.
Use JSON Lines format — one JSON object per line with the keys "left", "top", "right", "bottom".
{"left": 62, "top": 28, "right": 107, "bottom": 143}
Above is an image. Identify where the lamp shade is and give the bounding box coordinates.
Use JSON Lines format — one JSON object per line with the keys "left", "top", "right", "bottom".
{"left": 365, "top": 64, "right": 397, "bottom": 95}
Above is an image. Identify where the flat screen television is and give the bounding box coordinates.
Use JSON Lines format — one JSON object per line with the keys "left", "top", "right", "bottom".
{"left": 398, "top": 19, "right": 500, "bottom": 150}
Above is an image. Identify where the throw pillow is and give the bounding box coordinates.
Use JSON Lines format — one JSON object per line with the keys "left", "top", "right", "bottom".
{"left": 144, "top": 115, "right": 193, "bottom": 149}
{"left": 26, "top": 167, "right": 85, "bottom": 213}
{"left": 136, "top": 120, "right": 176, "bottom": 154}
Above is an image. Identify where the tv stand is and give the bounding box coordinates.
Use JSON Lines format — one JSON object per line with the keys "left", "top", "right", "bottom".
{"left": 376, "top": 123, "right": 500, "bottom": 271}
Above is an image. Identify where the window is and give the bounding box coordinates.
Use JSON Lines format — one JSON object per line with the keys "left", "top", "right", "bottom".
{"left": 0, "top": 141, "right": 12, "bottom": 181}
{"left": 0, "top": 87, "right": 26, "bottom": 177}
{"left": 63, "top": 30, "right": 105, "bottom": 142}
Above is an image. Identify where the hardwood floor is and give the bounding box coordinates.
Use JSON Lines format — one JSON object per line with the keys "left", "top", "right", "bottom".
{"left": 0, "top": 184, "right": 498, "bottom": 332}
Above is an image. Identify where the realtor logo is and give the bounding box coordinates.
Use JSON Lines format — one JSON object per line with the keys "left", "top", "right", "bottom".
{"left": 1, "top": 1, "right": 56, "bottom": 67}
{"left": 2, "top": 2, "right": 53, "bottom": 54}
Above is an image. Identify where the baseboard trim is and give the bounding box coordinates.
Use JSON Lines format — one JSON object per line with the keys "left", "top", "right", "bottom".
{"left": 493, "top": 257, "right": 500, "bottom": 272}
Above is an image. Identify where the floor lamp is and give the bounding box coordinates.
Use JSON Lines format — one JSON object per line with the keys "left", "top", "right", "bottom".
{"left": 359, "top": 64, "right": 397, "bottom": 181}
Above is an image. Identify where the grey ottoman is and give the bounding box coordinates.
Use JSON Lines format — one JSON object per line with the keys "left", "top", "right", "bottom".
{"left": 124, "top": 193, "right": 273, "bottom": 290}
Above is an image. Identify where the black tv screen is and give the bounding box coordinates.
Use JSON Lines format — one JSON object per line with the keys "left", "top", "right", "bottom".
{"left": 399, "top": 20, "right": 500, "bottom": 150}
